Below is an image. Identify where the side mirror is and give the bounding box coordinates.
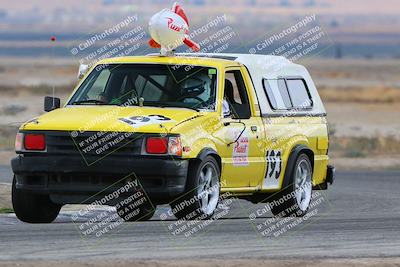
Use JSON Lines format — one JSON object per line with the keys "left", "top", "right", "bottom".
{"left": 44, "top": 96, "right": 60, "bottom": 112}
{"left": 77, "top": 64, "right": 89, "bottom": 79}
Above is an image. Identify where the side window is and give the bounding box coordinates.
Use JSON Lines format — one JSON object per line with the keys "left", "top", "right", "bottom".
{"left": 262, "top": 78, "right": 312, "bottom": 110}
{"left": 262, "top": 79, "right": 291, "bottom": 110}
{"left": 262, "top": 80, "right": 278, "bottom": 109}
{"left": 224, "top": 70, "right": 251, "bottom": 119}
{"left": 286, "top": 79, "right": 312, "bottom": 108}
{"left": 225, "top": 72, "right": 243, "bottom": 104}
{"left": 277, "top": 79, "right": 292, "bottom": 109}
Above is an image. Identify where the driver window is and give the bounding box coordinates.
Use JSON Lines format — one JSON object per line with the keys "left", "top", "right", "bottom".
{"left": 224, "top": 70, "right": 251, "bottom": 119}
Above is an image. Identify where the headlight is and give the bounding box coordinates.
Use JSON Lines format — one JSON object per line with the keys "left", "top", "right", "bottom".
{"left": 15, "top": 133, "right": 46, "bottom": 152}
{"left": 144, "top": 136, "right": 182, "bottom": 156}
{"left": 24, "top": 133, "right": 46, "bottom": 151}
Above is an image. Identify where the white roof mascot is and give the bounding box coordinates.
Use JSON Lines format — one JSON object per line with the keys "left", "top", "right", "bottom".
{"left": 148, "top": 2, "right": 200, "bottom": 56}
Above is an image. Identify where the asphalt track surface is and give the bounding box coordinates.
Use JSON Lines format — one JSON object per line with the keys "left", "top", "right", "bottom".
{"left": 0, "top": 169, "right": 399, "bottom": 262}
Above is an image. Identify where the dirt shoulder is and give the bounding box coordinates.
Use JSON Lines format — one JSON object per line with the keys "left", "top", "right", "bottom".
{"left": 332, "top": 157, "right": 400, "bottom": 171}
{"left": 326, "top": 102, "right": 400, "bottom": 138}
{"left": 0, "top": 183, "right": 11, "bottom": 210}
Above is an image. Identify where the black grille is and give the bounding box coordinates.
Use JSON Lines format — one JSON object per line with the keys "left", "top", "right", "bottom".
{"left": 45, "top": 131, "right": 144, "bottom": 156}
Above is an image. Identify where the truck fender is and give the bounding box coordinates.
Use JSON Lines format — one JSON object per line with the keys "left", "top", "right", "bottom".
{"left": 196, "top": 148, "right": 219, "bottom": 162}
{"left": 281, "top": 145, "right": 314, "bottom": 189}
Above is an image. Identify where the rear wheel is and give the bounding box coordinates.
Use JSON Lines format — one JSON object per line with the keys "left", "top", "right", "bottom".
{"left": 171, "top": 156, "right": 220, "bottom": 220}
{"left": 270, "top": 154, "right": 313, "bottom": 217}
{"left": 12, "top": 176, "right": 62, "bottom": 223}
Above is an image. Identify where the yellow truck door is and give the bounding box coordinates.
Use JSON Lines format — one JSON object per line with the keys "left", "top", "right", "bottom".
{"left": 219, "top": 67, "right": 265, "bottom": 189}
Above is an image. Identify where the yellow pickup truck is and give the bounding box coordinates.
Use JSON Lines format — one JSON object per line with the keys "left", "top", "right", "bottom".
{"left": 11, "top": 53, "right": 334, "bottom": 223}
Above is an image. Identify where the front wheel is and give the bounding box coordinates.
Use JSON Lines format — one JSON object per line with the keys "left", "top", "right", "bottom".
{"left": 171, "top": 156, "right": 221, "bottom": 220}
{"left": 270, "top": 154, "right": 313, "bottom": 217}
{"left": 12, "top": 176, "right": 62, "bottom": 223}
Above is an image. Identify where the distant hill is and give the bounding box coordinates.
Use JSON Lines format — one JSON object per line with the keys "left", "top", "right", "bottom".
{"left": 0, "top": 0, "right": 399, "bottom": 58}
{"left": 0, "top": 0, "right": 399, "bottom": 33}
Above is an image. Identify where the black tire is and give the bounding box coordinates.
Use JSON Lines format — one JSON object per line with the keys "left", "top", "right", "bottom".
{"left": 12, "top": 176, "right": 62, "bottom": 223}
{"left": 116, "top": 200, "right": 156, "bottom": 222}
{"left": 170, "top": 156, "right": 221, "bottom": 221}
{"left": 270, "top": 153, "right": 313, "bottom": 217}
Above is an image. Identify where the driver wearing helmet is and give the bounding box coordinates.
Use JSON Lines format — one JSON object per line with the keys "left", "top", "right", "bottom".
{"left": 179, "top": 73, "right": 213, "bottom": 109}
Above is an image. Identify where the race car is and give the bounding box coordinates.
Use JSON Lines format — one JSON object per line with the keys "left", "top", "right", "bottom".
{"left": 11, "top": 53, "right": 334, "bottom": 223}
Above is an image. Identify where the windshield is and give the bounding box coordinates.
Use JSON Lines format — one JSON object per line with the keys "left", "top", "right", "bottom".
{"left": 68, "top": 64, "right": 218, "bottom": 111}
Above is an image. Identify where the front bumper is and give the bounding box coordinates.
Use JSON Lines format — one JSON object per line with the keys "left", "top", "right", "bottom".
{"left": 11, "top": 154, "right": 189, "bottom": 204}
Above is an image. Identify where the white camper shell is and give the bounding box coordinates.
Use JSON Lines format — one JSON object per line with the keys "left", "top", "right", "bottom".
{"left": 178, "top": 53, "right": 326, "bottom": 118}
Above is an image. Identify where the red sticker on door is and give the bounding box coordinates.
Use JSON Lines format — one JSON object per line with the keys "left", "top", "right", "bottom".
{"left": 232, "top": 132, "right": 249, "bottom": 166}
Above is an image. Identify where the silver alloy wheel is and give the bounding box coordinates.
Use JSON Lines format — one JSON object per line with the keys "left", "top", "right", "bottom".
{"left": 294, "top": 158, "right": 312, "bottom": 212}
{"left": 197, "top": 162, "right": 220, "bottom": 216}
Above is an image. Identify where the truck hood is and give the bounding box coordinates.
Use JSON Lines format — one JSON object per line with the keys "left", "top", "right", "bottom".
{"left": 21, "top": 105, "right": 204, "bottom": 134}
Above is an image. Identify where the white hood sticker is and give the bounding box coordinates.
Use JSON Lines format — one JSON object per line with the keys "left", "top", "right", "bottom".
{"left": 119, "top": 115, "right": 173, "bottom": 128}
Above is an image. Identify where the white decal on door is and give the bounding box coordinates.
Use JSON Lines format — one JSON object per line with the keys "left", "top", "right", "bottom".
{"left": 266, "top": 150, "right": 282, "bottom": 179}
{"left": 262, "top": 150, "right": 283, "bottom": 189}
